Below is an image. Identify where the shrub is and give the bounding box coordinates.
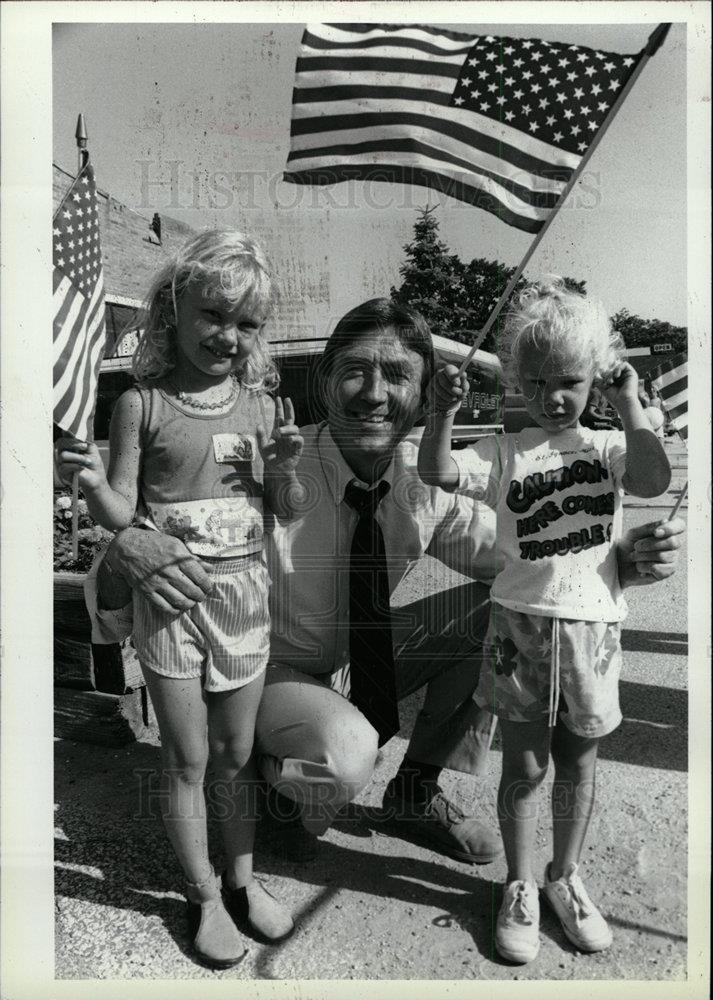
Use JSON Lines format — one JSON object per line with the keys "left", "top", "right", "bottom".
{"left": 53, "top": 491, "right": 113, "bottom": 573}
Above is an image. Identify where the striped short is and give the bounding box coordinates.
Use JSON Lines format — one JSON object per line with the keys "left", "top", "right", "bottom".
{"left": 132, "top": 553, "right": 270, "bottom": 693}
{"left": 475, "top": 603, "right": 623, "bottom": 739}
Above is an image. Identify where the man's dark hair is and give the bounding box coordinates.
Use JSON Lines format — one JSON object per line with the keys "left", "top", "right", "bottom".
{"left": 318, "top": 297, "right": 435, "bottom": 395}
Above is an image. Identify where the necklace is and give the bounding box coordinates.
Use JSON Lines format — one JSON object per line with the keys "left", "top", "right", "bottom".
{"left": 168, "top": 378, "right": 240, "bottom": 411}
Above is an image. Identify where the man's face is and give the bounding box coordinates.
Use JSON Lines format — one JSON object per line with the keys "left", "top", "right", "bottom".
{"left": 324, "top": 329, "right": 425, "bottom": 472}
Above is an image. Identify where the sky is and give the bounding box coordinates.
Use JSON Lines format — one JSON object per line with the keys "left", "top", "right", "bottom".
{"left": 52, "top": 18, "right": 688, "bottom": 332}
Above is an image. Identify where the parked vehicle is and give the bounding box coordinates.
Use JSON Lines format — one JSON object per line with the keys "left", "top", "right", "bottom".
{"left": 92, "top": 330, "right": 508, "bottom": 463}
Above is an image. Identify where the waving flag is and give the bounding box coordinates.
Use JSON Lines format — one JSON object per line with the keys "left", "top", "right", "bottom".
{"left": 648, "top": 353, "right": 688, "bottom": 442}
{"left": 53, "top": 161, "right": 107, "bottom": 442}
{"left": 284, "top": 23, "right": 643, "bottom": 232}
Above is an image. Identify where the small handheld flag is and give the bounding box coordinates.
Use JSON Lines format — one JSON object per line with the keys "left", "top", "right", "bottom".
{"left": 53, "top": 126, "right": 107, "bottom": 562}
{"left": 648, "top": 352, "right": 688, "bottom": 519}
{"left": 648, "top": 353, "right": 687, "bottom": 442}
{"left": 53, "top": 161, "right": 107, "bottom": 443}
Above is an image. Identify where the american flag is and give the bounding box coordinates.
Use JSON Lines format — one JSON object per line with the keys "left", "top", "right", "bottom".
{"left": 53, "top": 161, "right": 107, "bottom": 442}
{"left": 283, "top": 24, "right": 642, "bottom": 233}
{"left": 648, "top": 353, "right": 688, "bottom": 442}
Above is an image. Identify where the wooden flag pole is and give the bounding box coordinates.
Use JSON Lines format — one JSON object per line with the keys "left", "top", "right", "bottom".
{"left": 668, "top": 482, "right": 688, "bottom": 521}
{"left": 70, "top": 114, "right": 89, "bottom": 561}
{"left": 456, "top": 23, "right": 672, "bottom": 376}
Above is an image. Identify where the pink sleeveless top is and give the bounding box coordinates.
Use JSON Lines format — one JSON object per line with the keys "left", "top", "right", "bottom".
{"left": 136, "top": 385, "right": 272, "bottom": 558}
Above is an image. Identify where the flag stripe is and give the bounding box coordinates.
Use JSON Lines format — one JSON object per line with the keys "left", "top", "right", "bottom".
{"left": 288, "top": 137, "right": 562, "bottom": 208}
{"left": 319, "top": 23, "right": 476, "bottom": 46}
{"left": 284, "top": 164, "right": 545, "bottom": 232}
{"left": 292, "top": 82, "right": 452, "bottom": 106}
{"left": 651, "top": 369, "right": 687, "bottom": 391}
{"left": 289, "top": 118, "right": 570, "bottom": 195}
{"left": 296, "top": 54, "right": 463, "bottom": 79}
{"left": 53, "top": 273, "right": 104, "bottom": 381}
{"left": 302, "top": 33, "right": 472, "bottom": 59}
{"left": 53, "top": 161, "right": 107, "bottom": 442}
{"left": 648, "top": 353, "right": 687, "bottom": 446}
{"left": 290, "top": 94, "right": 581, "bottom": 170}
{"left": 60, "top": 298, "right": 106, "bottom": 434}
{"left": 285, "top": 23, "right": 643, "bottom": 230}
{"left": 53, "top": 280, "right": 84, "bottom": 362}
{"left": 54, "top": 278, "right": 104, "bottom": 391}
{"left": 287, "top": 152, "right": 548, "bottom": 221}
{"left": 289, "top": 111, "right": 574, "bottom": 182}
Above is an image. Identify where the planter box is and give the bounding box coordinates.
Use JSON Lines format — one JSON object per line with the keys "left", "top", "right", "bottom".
{"left": 54, "top": 571, "right": 156, "bottom": 745}
{"left": 54, "top": 571, "right": 143, "bottom": 694}
{"left": 54, "top": 686, "right": 151, "bottom": 746}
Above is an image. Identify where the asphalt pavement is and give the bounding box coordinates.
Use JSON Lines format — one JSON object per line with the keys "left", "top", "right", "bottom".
{"left": 53, "top": 440, "right": 691, "bottom": 984}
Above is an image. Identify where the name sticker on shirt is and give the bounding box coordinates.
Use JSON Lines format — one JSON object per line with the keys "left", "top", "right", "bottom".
{"left": 212, "top": 433, "right": 254, "bottom": 464}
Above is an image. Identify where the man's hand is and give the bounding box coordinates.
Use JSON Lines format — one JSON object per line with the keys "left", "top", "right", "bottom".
{"left": 617, "top": 516, "right": 684, "bottom": 588}
{"left": 101, "top": 528, "right": 213, "bottom": 614}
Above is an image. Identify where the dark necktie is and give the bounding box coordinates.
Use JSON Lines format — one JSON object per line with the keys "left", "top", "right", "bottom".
{"left": 344, "top": 479, "right": 400, "bottom": 746}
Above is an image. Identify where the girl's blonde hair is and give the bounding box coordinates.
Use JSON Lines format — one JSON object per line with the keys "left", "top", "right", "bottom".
{"left": 132, "top": 229, "right": 279, "bottom": 391}
{"left": 497, "top": 277, "right": 624, "bottom": 389}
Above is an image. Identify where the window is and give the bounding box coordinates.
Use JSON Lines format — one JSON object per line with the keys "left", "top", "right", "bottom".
{"left": 105, "top": 302, "right": 141, "bottom": 357}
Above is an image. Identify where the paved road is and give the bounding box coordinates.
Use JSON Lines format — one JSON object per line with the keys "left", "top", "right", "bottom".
{"left": 54, "top": 452, "right": 691, "bottom": 984}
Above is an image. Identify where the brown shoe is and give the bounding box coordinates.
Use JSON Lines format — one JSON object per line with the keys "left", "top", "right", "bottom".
{"left": 222, "top": 874, "right": 295, "bottom": 944}
{"left": 380, "top": 780, "right": 502, "bottom": 865}
{"left": 185, "top": 872, "right": 248, "bottom": 969}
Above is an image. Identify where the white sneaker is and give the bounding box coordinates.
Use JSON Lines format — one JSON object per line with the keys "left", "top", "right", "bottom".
{"left": 542, "top": 862, "right": 612, "bottom": 952}
{"left": 495, "top": 879, "right": 540, "bottom": 963}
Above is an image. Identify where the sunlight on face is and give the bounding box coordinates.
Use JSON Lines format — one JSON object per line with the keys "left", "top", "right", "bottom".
{"left": 517, "top": 342, "right": 595, "bottom": 433}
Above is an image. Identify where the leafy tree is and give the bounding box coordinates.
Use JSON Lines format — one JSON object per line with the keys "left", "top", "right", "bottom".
{"left": 392, "top": 209, "right": 586, "bottom": 354}
{"left": 610, "top": 308, "right": 687, "bottom": 355}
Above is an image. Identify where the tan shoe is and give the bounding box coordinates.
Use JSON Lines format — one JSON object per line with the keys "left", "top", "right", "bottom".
{"left": 185, "top": 872, "right": 248, "bottom": 969}
{"left": 222, "top": 873, "right": 295, "bottom": 944}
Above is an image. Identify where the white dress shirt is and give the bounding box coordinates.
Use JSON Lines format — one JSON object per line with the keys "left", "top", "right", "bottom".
{"left": 86, "top": 422, "right": 499, "bottom": 675}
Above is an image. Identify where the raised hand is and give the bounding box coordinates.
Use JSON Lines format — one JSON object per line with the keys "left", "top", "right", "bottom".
{"left": 600, "top": 361, "right": 640, "bottom": 413}
{"left": 257, "top": 397, "right": 303, "bottom": 474}
{"left": 428, "top": 364, "right": 470, "bottom": 415}
{"left": 55, "top": 437, "right": 107, "bottom": 493}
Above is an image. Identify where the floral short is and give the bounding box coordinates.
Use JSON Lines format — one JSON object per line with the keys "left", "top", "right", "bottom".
{"left": 475, "top": 603, "right": 623, "bottom": 738}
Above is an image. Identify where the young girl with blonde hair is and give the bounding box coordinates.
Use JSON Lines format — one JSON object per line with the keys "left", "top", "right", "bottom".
{"left": 57, "top": 229, "right": 302, "bottom": 968}
{"left": 418, "top": 278, "right": 671, "bottom": 964}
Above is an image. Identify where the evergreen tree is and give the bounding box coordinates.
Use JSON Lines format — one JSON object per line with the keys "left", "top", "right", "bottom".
{"left": 392, "top": 208, "right": 686, "bottom": 357}
{"left": 390, "top": 207, "right": 468, "bottom": 340}
{"left": 391, "top": 208, "right": 587, "bottom": 354}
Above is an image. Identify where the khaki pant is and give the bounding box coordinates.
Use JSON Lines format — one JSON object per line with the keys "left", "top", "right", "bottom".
{"left": 255, "top": 581, "right": 495, "bottom": 830}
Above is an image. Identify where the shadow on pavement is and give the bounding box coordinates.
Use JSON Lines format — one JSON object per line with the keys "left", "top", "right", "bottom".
{"left": 55, "top": 739, "right": 504, "bottom": 968}
{"left": 598, "top": 680, "right": 687, "bottom": 772}
{"left": 622, "top": 630, "right": 688, "bottom": 656}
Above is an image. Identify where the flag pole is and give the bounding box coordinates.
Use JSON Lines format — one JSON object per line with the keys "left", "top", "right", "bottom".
{"left": 668, "top": 481, "right": 687, "bottom": 521}
{"left": 70, "top": 113, "right": 89, "bottom": 560}
{"left": 456, "top": 23, "right": 672, "bottom": 375}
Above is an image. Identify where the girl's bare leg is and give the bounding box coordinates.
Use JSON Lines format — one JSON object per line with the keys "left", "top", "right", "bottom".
{"left": 497, "top": 719, "right": 551, "bottom": 883}
{"left": 207, "top": 672, "right": 265, "bottom": 889}
{"left": 141, "top": 669, "right": 212, "bottom": 884}
{"left": 550, "top": 723, "right": 600, "bottom": 879}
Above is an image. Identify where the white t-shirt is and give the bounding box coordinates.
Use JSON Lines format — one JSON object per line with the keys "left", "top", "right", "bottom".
{"left": 453, "top": 426, "right": 628, "bottom": 622}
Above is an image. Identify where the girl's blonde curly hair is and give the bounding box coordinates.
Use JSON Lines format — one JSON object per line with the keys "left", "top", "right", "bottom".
{"left": 497, "top": 277, "right": 624, "bottom": 390}
{"left": 132, "top": 229, "right": 279, "bottom": 392}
